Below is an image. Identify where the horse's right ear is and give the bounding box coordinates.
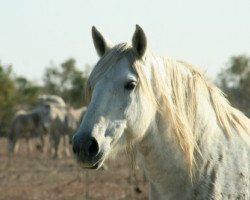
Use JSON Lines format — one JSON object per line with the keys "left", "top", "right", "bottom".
{"left": 92, "top": 26, "right": 113, "bottom": 57}
{"left": 132, "top": 25, "right": 147, "bottom": 58}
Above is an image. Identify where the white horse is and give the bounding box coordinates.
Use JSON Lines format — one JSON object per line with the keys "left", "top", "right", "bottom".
{"left": 72, "top": 25, "right": 250, "bottom": 199}
{"left": 46, "top": 103, "right": 86, "bottom": 158}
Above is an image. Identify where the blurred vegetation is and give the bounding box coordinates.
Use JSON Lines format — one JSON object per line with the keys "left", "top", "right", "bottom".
{"left": 0, "top": 59, "right": 90, "bottom": 136}
{"left": 216, "top": 55, "right": 250, "bottom": 117}
{"left": 43, "top": 58, "right": 90, "bottom": 107}
{"left": 0, "top": 64, "right": 16, "bottom": 136}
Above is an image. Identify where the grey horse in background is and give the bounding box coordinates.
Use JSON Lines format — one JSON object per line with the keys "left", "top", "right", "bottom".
{"left": 8, "top": 103, "right": 50, "bottom": 154}
{"left": 65, "top": 107, "right": 87, "bottom": 141}
{"left": 45, "top": 102, "right": 86, "bottom": 158}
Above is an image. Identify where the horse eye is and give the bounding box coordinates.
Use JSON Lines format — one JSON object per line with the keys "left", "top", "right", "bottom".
{"left": 124, "top": 81, "right": 137, "bottom": 90}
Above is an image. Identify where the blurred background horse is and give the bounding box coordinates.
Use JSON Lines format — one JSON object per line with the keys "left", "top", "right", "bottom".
{"left": 8, "top": 103, "right": 50, "bottom": 154}
{"left": 39, "top": 95, "right": 86, "bottom": 158}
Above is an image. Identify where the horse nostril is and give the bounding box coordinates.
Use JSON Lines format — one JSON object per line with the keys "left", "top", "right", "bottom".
{"left": 72, "top": 135, "right": 99, "bottom": 159}
{"left": 88, "top": 137, "right": 99, "bottom": 157}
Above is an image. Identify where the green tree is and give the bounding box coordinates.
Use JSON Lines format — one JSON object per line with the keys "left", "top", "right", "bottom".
{"left": 0, "top": 64, "right": 16, "bottom": 136}
{"left": 217, "top": 55, "right": 250, "bottom": 117}
{"left": 43, "top": 61, "right": 61, "bottom": 95}
{"left": 15, "top": 76, "right": 42, "bottom": 108}
{"left": 68, "top": 68, "right": 87, "bottom": 107}
{"left": 43, "top": 58, "right": 89, "bottom": 107}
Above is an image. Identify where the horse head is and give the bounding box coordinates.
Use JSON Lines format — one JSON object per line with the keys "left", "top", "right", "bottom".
{"left": 72, "top": 25, "right": 156, "bottom": 169}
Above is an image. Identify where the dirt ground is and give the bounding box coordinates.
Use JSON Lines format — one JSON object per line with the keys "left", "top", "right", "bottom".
{"left": 0, "top": 138, "right": 148, "bottom": 200}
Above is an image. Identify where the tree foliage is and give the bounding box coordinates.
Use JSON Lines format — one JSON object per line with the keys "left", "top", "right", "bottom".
{"left": 217, "top": 55, "right": 250, "bottom": 117}
{"left": 43, "top": 58, "right": 88, "bottom": 107}
{"left": 0, "top": 64, "right": 16, "bottom": 135}
{"left": 15, "top": 76, "right": 42, "bottom": 107}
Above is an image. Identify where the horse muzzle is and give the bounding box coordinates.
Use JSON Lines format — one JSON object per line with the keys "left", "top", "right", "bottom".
{"left": 72, "top": 133, "right": 104, "bottom": 169}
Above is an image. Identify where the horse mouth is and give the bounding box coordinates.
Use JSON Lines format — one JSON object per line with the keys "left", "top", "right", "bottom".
{"left": 89, "top": 159, "right": 103, "bottom": 169}
{"left": 77, "top": 156, "right": 105, "bottom": 170}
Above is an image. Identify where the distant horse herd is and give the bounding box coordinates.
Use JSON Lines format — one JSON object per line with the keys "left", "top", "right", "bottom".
{"left": 7, "top": 94, "right": 86, "bottom": 158}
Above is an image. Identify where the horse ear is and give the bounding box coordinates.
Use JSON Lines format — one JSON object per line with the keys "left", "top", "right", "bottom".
{"left": 92, "top": 26, "right": 113, "bottom": 57}
{"left": 132, "top": 25, "right": 147, "bottom": 58}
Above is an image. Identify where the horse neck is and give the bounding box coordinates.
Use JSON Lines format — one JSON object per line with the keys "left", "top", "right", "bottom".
{"left": 137, "top": 101, "right": 224, "bottom": 199}
{"left": 136, "top": 113, "right": 194, "bottom": 199}
{"left": 136, "top": 58, "right": 225, "bottom": 198}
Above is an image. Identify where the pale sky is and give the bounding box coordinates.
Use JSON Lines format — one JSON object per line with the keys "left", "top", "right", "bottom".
{"left": 0, "top": 0, "right": 250, "bottom": 83}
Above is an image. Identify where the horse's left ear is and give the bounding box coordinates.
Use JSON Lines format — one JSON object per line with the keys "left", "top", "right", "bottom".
{"left": 132, "top": 25, "right": 147, "bottom": 58}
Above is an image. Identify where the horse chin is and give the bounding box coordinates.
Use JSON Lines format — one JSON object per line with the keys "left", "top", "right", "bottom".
{"left": 77, "top": 156, "right": 105, "bottom": 170}
{"left": 89, "top": 158, "right": 105, "bottom": 170}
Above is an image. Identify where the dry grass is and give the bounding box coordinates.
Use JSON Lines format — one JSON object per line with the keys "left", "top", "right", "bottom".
{"left": 0, "top": 138, "right": 148, "bottom": 200}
